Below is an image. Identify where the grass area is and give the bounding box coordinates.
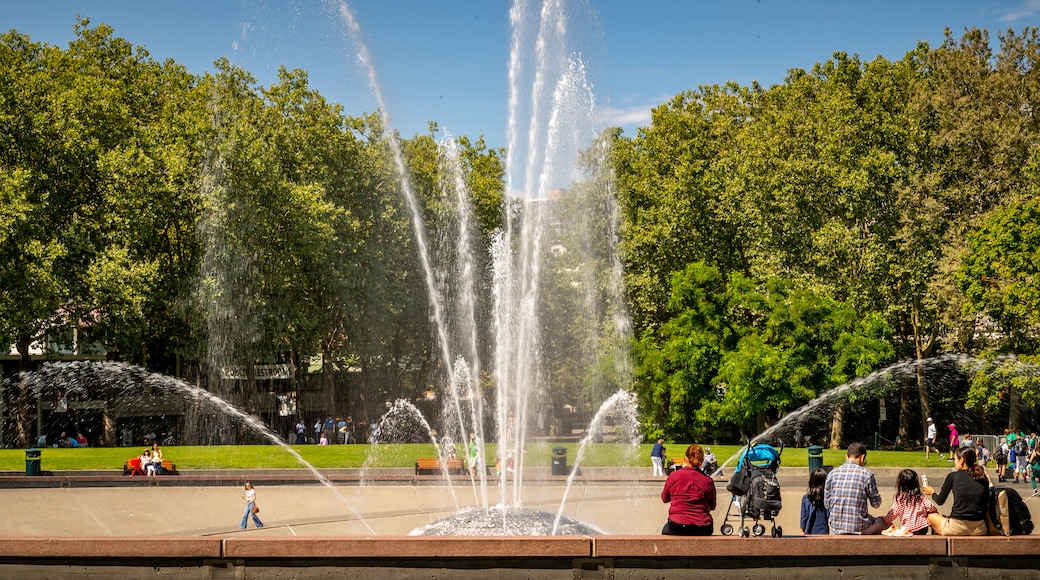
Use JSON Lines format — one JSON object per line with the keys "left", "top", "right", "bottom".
{"left": 0, "top": 442, "right": 945, "bottom": 472}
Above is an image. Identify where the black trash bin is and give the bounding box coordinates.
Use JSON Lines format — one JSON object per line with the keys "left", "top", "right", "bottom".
{"left": 807, "top": 445, "right": 823, "bottom": 473}
{"left": 551, "top": 446, "right": 567, "bottom": 476}
{"left": 25, "top": 448, "right": 41, "bottom": 476}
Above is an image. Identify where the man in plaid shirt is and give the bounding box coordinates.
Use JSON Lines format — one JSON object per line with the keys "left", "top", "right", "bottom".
{"left": 824, "top": 442, "right": 885, "bottom": 534}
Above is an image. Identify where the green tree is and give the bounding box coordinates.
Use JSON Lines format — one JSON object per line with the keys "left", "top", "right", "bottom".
{"left": 0, "top": 22, "right": 207, "bottom": 443}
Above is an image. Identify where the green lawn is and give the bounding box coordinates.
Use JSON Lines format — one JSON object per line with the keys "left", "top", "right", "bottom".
{"left": 0, "top": 443, "right": 940, "bottom": 472}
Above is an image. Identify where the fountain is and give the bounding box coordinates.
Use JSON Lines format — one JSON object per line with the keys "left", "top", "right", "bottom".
{"left": 711, "top": 353, "right": 1032, "bottom": 476}
{"left": 5, "top": 360, "right": 378, "bottom": 534}
{"left": 0, "top": 0, "right": 635, "bottom": 539}
{"left": 332, "top": 0, "right": 638, "bottom": 535}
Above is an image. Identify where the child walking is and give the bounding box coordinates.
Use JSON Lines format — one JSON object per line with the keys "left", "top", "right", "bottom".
{"left": 799, "top": 468, "right": 829, "bottom": 535}
{"left": 882, "top": 469, "right": 937, "bottom": 535}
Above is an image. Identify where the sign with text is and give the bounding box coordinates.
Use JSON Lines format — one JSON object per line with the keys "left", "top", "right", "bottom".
{"left": 220, "top": 364, "right": 295, "bottom": 380}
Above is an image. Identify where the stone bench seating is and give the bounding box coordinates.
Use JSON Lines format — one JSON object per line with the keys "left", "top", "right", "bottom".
{"left": 414, "top": 457, "right": 464, "bottom": 475}
{"left": 3, "top": 534, "right": 1036, "bottom": 558}
{"left": 1, "top": 535, "right": 1037, "bottom": 577}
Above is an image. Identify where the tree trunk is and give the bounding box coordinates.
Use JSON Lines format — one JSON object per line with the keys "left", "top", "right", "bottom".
{"left": 15, "top": 335, "right": 33, "bottom": 448}
{"left": 898, "top": 388, "right": 910, "bottom": 449}
{"left": 912, "top": 300, "right": 933, "bottom": 453}
{"left": 1009, "top": 388, "right": 1021, "bottom": 432}
{"left": 322, "top": 352, "right": 334, "bottom": 420}
{"left": 756, "top": 410, "right": 769, "bottom": 441}
{"left": 829, "top": 402, "right": 844, "bottom": 450}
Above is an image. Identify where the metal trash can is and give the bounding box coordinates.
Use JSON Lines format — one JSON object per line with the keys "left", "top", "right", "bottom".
{"left": 551, "top": 446, "right": 567, "bottom": 476}
{"left": 807, "top": 445, "right": 823, "bottom": 473}
{"left": 25, "top": 448, "right": 41, "bottom": 476}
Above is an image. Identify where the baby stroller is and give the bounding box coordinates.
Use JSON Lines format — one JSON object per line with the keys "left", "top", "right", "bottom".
{"left": 720, "top": 441, "right": 784, "bottom": 537}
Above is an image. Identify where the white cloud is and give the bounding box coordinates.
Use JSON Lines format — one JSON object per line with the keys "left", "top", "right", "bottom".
{"left": 597, "top": 103, "right": 653, "bottom": 127}
{"left": 1001, "top": 0, "right": 1040, "bottom": 22}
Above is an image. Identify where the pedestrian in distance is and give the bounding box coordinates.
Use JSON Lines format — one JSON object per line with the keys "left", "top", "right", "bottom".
{"left": 1028, "top": 445, "right": 1040, "bottom": 497}
{"left": 995, "top": 434, "right": 1010, "bottom": 482}
{"left": 240, "top": 482, "right": 264, "bottom": 529}
{"left": 941, "top": 423, "right": 958, "bottom": 461}
{"left": 924, "top": 417, "right": 938, "bottom": 460}
{"left": 650, "top": 439, "right": 666, "bottom": 477}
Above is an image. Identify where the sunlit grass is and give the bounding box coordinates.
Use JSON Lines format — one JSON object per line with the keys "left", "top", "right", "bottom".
{"left": 0, "top": 442, "right": 945, "bottom": 472}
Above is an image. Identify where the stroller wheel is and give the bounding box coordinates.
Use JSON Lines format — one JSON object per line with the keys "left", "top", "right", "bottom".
{"left": 752, "top": 523, "right": 765, "bottom": 536}
{"left": 740, "top": 526, "right": 750, "bottom": 538}
{"left": 774, "top": 526, "right": 783, "bottom": 538}
{"left": 720, "top": 524, "right": 734, "bottom": 536}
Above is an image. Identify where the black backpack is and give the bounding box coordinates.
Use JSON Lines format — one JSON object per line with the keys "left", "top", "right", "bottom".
{"left": 1014, "top": 437, "right": 1030, "bottom": 457}
{"left": 987, "top": 487, "right": 1034, "bottom": 536}
{"left": 994, "top": 445, "right": 1008, "bottom": 462}
{"left": 745, "top": 469, "right": 783, "bottom": 519}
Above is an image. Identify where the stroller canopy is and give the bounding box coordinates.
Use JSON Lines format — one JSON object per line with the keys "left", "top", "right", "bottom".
{"left": 735, "top": 442, "right": 781, "bottom": 472}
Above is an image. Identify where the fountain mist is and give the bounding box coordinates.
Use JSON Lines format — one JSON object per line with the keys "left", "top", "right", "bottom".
{"left": 13, "top": 361, "right": 376, "bottom": 534}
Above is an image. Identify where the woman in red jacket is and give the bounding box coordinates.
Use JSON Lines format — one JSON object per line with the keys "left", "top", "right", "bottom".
{"left": 661, "top": 444, "right": 717, "bottom": 536}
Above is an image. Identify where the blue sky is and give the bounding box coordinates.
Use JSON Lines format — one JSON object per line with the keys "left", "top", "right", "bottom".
{"left": 5, "top": 1, "right": 1040, "bottom": 149}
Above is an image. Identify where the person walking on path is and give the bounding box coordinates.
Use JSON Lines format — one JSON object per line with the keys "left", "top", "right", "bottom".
{"left": 824, "top": 442, "right": 885, "bottom": 535}
{"left": 996, "top": 433, "right": 1010, "bottom": 482}
{"left": 942, "top": 423, "right": 958, "bottom": 461}
{"left": 240, "top": 482, "right": 264, "bottom": 529}
{"left": 1028, "top": 445, "right": 1040, "bottom": 497}
{"left": 651, "top": 439, "right": 666, "bottom": 477}
{"left": 925, "top": 417, "right": 937, "bottom": 460}
{"left": 1012, "top": 431, "right": 1031, "bottom": 484}
{"left": 467, "top": 433, "right": 481, "bottom": 476}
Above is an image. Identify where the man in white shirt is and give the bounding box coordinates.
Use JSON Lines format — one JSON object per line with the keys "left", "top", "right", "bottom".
{"left": 925, "top": 417, "right": 938, "bottom": 460}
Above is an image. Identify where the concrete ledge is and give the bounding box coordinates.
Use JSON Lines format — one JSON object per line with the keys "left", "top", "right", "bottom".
{"left": 4, "top": 535, "right": 1038, "bottom": 560}
{"left": 593, "top": 535, "right": 949, "bottom": 557}
{"left": 0, "top": 536, "right": 1038, "bottom": 579}
{"left": 223, "top": 536, "right": 594, "bottom": 558}
{"left": 0, "top": 536, "right": 222, "bottom": 558}
{"left": 948, "top": 535, "right": 1040, "bottom": 556}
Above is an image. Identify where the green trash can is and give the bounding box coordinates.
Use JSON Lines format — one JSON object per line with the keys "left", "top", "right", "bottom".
{"left": 807, "top": 445, "right": 823, "bottom": 473}
{"left": 25, "top": 448, "right": 41, "bottom": 476}
{"left": 551, "top": 446, "right": 567, "bottom": 476}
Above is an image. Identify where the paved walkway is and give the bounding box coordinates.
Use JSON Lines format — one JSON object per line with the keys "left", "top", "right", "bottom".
{"left": 2, "top": 466, "right": 1036, "bottom": 537}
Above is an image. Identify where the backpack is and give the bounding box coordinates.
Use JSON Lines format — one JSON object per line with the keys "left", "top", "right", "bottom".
{"left": 977, "top": 446, "right": 991, "bottom": 465}
{"left": 1014, "top": 437, "right": 1029, "bottom": 457}
{"left": 986, "top": 487, "right": 1034, "bottom": 536}
{"left": 726, "top": 467, "right": 752, "bottom": 495}
{"left": 994, "top": 444, "right": 1008, "bottom": 463}
{"left": 745, "top": 469, "right": 783, "bottom": 519}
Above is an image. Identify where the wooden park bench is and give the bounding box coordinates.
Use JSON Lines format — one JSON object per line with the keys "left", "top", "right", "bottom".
{"left": 122, "top": 457, "right": 179, "bottom": 476}
{"left": 415, "top": 457, "right": 464, "bottom": 475}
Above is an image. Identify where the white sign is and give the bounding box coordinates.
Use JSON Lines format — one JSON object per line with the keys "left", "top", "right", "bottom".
{"left": 220, "top": 364, "right": 295, "bottom": 380}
